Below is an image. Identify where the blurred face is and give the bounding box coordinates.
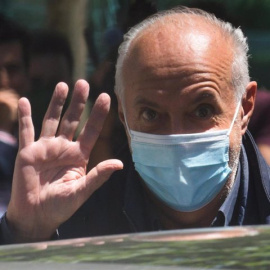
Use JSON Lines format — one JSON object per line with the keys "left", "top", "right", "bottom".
{"left": 0, "top": 41, "right": 29, "bottom": 96}
{"left": 118, "top": 16, "right": 256, "bottom": 175}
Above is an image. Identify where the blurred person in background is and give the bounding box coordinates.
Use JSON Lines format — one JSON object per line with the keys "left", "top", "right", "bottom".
{"left": 0, "top": 15, "right": 30, "bottom": 213}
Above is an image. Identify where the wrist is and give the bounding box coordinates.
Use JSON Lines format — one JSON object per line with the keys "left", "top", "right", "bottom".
{"left": 6, "top": 209, "right": 56, "bottom": 243}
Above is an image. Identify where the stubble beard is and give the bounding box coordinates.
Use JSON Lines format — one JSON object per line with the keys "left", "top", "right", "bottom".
{"left": 221, "top": 123, "right": 243, "bottom": 198}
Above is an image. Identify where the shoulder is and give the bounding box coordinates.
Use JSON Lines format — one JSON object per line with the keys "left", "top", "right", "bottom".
{"left": 243, "top": 131, "right": 270, "bottom": 178}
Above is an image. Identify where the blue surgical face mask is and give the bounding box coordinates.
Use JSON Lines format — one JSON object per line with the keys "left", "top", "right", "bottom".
{"left": 125, "top": 102, "right": 241, "bottom": 212}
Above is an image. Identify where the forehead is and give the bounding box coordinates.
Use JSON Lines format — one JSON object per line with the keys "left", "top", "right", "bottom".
{"left": 122, "top": 14, "right": 234, "bottom": 96}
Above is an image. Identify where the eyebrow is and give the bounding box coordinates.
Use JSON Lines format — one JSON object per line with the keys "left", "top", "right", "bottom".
{"left": 192, "top": 90, "right": 219, "bottom": 104}
{"left": 134, "top": 89, "right": 220, "bottom": 109}
{"left": 134, "top": 96, "right": 161, "bottom": 109}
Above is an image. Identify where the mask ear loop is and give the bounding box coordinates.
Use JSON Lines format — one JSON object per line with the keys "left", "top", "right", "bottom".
{"left": 227, "top": 101, "right": 242, "bottom": 135}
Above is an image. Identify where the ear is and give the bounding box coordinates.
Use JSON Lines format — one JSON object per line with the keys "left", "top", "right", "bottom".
{"left": 241, "top": 81, "right": 257, "bottom": 135}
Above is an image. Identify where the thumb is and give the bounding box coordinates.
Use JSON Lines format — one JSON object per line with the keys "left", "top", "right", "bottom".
{"left": 82, "top": 159, "right": 123, "bottom": 198}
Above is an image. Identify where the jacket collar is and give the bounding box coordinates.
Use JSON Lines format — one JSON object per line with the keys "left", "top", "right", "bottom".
{"left": 243, "top": 130, "right": 270, "bottom": 223}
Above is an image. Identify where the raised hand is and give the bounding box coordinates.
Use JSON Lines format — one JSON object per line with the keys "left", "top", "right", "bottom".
{"left": 6, "top": 80, "right": 123, "bottom": 243}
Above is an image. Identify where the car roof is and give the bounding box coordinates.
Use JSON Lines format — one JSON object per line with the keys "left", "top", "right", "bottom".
{"left": 0, "top": 225, "right": 269, "bottom": 269}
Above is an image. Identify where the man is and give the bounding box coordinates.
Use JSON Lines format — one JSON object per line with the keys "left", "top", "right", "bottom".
{"left": 1, "top": 7, "right": 269, "bottom": 244}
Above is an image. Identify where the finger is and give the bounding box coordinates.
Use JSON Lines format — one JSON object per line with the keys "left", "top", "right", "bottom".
{"left": 57, "top": 80, "right": 89, "bottom": 140}
{"left": 77, "top": 93, "right": 111, "bottom": 155}
{"left": 75, "top": 159, "right": 123, "bottom": 203}
{"left": 18, "top": 97, "right": 34, "bottom": 148}
{"left": 40, "top": 82, "right": 69, "bottom": 138}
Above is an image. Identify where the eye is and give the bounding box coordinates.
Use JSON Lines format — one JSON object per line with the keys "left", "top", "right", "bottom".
{"left": 194, "top": 104, "right": 214, "bottom": 119}
{"left": 142, "top": 108, "right": 158, "bottom": 122}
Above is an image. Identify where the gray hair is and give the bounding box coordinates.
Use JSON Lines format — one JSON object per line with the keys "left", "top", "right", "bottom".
{"left": 114, "top": 6, "right": 250, "bottom": 103}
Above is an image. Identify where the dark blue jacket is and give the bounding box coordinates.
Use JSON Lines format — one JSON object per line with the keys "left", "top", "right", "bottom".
{"left": 0, "top": 141, "right": 17, "bottom": 216}
{"left": 58, "top": 131, "right": 270, "bottom": 239}
{"left": 0, "top": 141, "right": 17, "bottom": 183}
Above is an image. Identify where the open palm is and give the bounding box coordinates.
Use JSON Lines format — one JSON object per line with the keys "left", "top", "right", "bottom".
{"left": 7, "top": 80, "right": 123, "bottom": 242}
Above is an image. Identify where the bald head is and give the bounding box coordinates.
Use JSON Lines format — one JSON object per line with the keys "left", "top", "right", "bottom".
{"left": 115, "top": 7, "right": 250, "bottom": 103}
